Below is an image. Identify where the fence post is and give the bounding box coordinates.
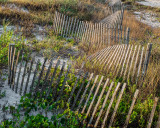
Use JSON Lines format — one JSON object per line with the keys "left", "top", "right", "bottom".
{"left": 8, "top": 43, "right": 15, "bottom": 85}
{"left": 126, "top": 27, "right": 130, "bottom": 45}
{"left": 140, "top": 43, "right": 152, "bottom": 86}
{"left": 147, "top": 97, "right": 159, "bottom": 128}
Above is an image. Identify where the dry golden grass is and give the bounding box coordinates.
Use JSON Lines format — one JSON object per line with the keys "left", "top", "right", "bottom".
{"left": 121, "top": 10, "right": 160, "bottom": 96}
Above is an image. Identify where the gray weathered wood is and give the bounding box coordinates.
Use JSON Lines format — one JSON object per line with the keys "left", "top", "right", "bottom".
{"left": 87, "top": 78, "right": 109, "bottom": 127}
{"left": 15, "top": 52, "right": 24, "bottom": 93}
{"left": 67, "top": 62, "right": 85, "bottom": 103}
{"left": 123, "top": 45, "right": 133, "bottom": 79}
{"left": 94, "top": 82, "right": 114, "bottom": 127}
{"left": 132, "top": 45, "right": 141, "bottom": 80}
{"left": 13, "top": 50, "right": 20, "bottom": 91}
{"left": 109, "top": 83, "right": 126, "bottom": 127}
{"left": 136, "top": 47, "right": 144, "bottom": 84}
{"left": 56, "top": 65, "right": 71, "bottom": 101}
{"left": 101, "top": 82, "right": 121, "bottom": 128}
{"left": 29, "top": 59, "right": 40, "bottom": 95}
{"left": 84, "top": 76, "right": 104, "bottom": 123}
{"left": 45, "top": 59, "right": 60, "bottom": 99}
{"left": 20, "top": 55, "right": 30, "bottom": 95}
{"left": 53, "top": 61, "right": 65, "bottom": 98}
{"left": 81, "top": 75, "right": 99, "bottom": 114}
{"left": 77, "top": 73, "right": 94, "bottom": 112}
{"left": 23, "top": 58, "right": 34, "bottom": 96}
{"left": 127, "top": 45, "right": 137, "bottom": 80}
{"left": 147, "top": 97, "right": 159, "bottom": 128}
{"left": 123, "top": 89, "right": 139, "bottom": 128}
{"left": 34, "top": 58, "right": 47, "bottom": 95}
{"left": 71, "top": 72, "right": 89, "bottom": 109}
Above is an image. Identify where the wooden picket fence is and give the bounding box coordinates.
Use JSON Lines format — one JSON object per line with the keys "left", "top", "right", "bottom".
{"left": 7, "top": 43, "right": 160, "bottom": 127}
{"left": 100, "top": 10, "right": 124, "bottom": 26}
{"left": 86, "top": 43, "right": 152, "bottom": 84}
{"left": 53, "top": 11, "right": 130, "bottom": 48}
{"left": 107, "top": 0, "right": 124, "bottom": 13}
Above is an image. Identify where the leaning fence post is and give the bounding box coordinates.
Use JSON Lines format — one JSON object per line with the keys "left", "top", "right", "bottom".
{"left": 147, "top": 97, "right": 159, "bottom": 128}
{"left": 123, "top": 89, "right": 139, "bottom": 128}
{"left": 126, "top": 27, "right": 130, "bottom": 45}
{"left": 8, "top": 44, "right": 15, "bottom": 85}
{"left": 11, "top": 47, "right": 16, "bottom": 87}
{"left": 140, "top": 43, "right": 152, "bottom": 86}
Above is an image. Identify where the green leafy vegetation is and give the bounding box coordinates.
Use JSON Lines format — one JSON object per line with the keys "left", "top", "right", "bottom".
{"left": 0, "top": 22, "right": 25, "bottom": 66}
{"left": 0, "top": 94, "right": 83, "bottom": 128}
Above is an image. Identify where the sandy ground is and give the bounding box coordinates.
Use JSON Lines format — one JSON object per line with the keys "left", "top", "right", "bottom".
{"left": 137, "top": 0, "right": 160, "bottom": 8}
{"left": 134, "top": 0, "right": 160, "bottom": 28}
{"left": 134, "top": 11, "right": 160, "bottom": 28}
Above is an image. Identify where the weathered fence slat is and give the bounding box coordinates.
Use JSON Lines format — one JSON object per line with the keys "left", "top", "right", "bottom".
{"left": 94, "top": 82, "right": 114, "bottom": 127}
{"left": 132, "top": 45, "right": 141, "bottom": 80}
{"left": 71, "top": 72, "right": 89, "bottom": 109}
{"left": 136, "top": 47, "right": 144, "bottom": 84}
{"left": 108, "top": 83, "right": 126, "bottom": 127}
{"left": 56, "top": 65, "right": 71, "bottom": 101}
{"left": 123, "top": 89, "right": 139, "bottom": 128}
{"left": 53, "top": 61, "right": 65, "bottom": 98}
{"left": 29, "top": 59, "right": 40, "bottom": 95}
{"left": 13, "top": 50, "right": 20, "bottom": 91}
{"left": 81, "top": 75, "right": 99, "bottom": 114}
{"left": 127, "top": 45, "right": 137, "bottom": 80}
{"left": 84, "top": 76, "right": 104, "bottom": 124}
{"left": 77, "top": 73, "right": 94, "bottom": 112}
{"left": 87, "top": 78, "right": 110, "bottom": 127}
{"left": 68, "top": 63, "right": 85, "bottom": 103}
{"left": 34, "top": 58, "right": 47, "bottom": 95}
{"left": 20, "top": 55, "right": 30, "bottom": 95}
{"left": 147, "top": 97, "right": 159, "bottom": 128}
{"left": 101, "top": 82, "right": 121, "bottom": 128}
{"left": 15, "top": 52, "right": 24, "bottom": 93}
{"left": 45, "top": 59, "right": 60, "bottom": 99}
{"left": 123, "top": 45, "right": 133, "bottom": 79}
{"left": 23, "top": 58, "right": 34, "bottom": 96}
